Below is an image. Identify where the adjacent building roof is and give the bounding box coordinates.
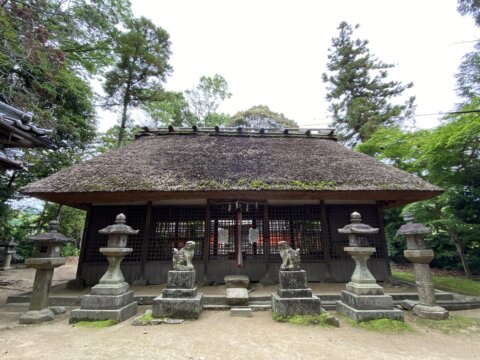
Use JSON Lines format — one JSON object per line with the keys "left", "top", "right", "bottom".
{"left": 0, "top": 101, "right": 54, "bottom": 170}
{"left": 21, "top": 127, "right": 442, "bottom": 208}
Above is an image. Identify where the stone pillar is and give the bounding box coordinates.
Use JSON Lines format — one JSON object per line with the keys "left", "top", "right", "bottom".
{"left": 0, "top": 239, "right": 17, "bottom": 270}
{"left": 271, "top": 241, "right": 322, "bottom": 317}
{"left": 336, "top": 212, "right": 404, "bottom": 322}
{"left": 19, "top": 221, "right": 71, "bottom": 324}
{"left": 70, "top": 214, "right": 139, "bottom": 323}
{"left": 152, "top": 241, "right": 204, "bottom": 319}
{"left": 397, "top": 213, "right": 449, "bottom": 320}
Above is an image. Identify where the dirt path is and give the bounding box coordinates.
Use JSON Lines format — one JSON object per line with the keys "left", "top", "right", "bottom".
{"left": 1, "top": 262, "right": 479, "bottom": 359}
{"left": 0, "top": 309, "right": 479, "bottom": 360}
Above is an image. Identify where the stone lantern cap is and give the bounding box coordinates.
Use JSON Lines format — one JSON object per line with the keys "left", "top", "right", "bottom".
{"left": 27, "top": 220, "right": 72, "bottom": 244}
{"left": 338, "top": 212, "right": 379, "bottom": 235}
{"left": 396, "top": 212, "right": 431, "bottom": 236}
{"left": 98, "top": 213, "right": 139, "bottom": 235}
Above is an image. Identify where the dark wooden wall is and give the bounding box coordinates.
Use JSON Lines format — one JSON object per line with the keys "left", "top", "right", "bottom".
{"left": 79, "top": 202, "right": 389, "bottom": 285}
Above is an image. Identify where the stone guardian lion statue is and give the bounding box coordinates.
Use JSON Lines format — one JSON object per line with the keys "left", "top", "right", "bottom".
{"left": 278, "top": 241, "right": 301, "bottom": 270}
{"left": 172, "top": 241, "right": 196, "bottom": 271}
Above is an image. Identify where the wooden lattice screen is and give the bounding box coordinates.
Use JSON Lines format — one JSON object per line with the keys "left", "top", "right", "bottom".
{"left": 325, "top": 204, "right": 386, "bottom": 259}
{"left": 268, "top": 206, "right": 323, "bottom": 261}
{"left": 84, "top": 205, "right": 146, "bottom": 263}
{"left": 209, "top": 204, "right": 264, "bottom": 259}
{"left": 146, "top": 207, "right": 205, "bottom": 262}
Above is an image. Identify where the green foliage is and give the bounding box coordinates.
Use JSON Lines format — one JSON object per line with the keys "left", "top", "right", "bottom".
{"left": 103, "top": 16, "right": 172, "bottom": 146}
{"left": 392, "top": 271, "right": 480, "bottom": 296}
{"left": 143, "top": 92, "right": 196, "bottom": 127}
{"left": 229, "top": 105, "right": 298, "bottom": 128}
{"left": 184, "top": 74, "right": 232, "bottom": 126}
{"left": 358, "top": 102, "right": 480, "bottom": 276}
{"left": 96, "top": 125, "right": 142, "bottom": 154}
{"left": 74, "top": 320, "right": 117, "bottom": 328}
{"left": 338, "top": 314, "right": 412, "bottom": 333}
{"left": 323, "top": 22, "right": 414, "bottom": 146}
{"left": 272, "top": 312, "right": 338, "bottom": 327}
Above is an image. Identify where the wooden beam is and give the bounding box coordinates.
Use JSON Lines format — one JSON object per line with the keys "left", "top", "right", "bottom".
{"left": 263, "top": 205, "right": 270, "bottom": 276}
{"left": 236, "top": 208, "right": 243, "bottom": 267}
{"left": 24, "top": 189, "right": 443, "bottom": 210}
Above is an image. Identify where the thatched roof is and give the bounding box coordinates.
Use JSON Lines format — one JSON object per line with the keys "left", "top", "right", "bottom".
{"left": 21, "top": 128, "right": 441, "bottom": 208}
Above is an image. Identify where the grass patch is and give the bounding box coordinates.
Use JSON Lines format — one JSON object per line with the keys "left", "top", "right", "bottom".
{"left": 338, "top": 314, "right": 413, "bottom": 333}
{"left": 392, "top": 271, "right": 480, "bottom": 296}
{"left": 74, "top": 319, "right": 117, "bottom": 328}
{"left": 272, "top": 312, "right": 338, "bottom": 327}
{"left": 414, "top": 315, "right": 480, "bottom": 334}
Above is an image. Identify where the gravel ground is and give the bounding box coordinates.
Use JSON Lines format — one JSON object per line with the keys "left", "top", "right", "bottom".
{"left": 1, "top": 261, "right": 480, "bottom": 360}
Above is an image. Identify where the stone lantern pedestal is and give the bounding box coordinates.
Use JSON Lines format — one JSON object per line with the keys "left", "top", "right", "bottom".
{"left": 19, "top": 221, "right": 71, "bottom": 324}
{"left": 152, "top": 269, "right": 204, "bottom": 319}
{"left": 0, "top": 239, "right": 17, "bottom": 270}
{"left": 397, "top": 213, "right": 448, "bottom": 320}
{"left": 336, "top": 212, "right": 403, "bottom": 322}
{"left": 272, "top": 270, "right": 322, "bottom": 317}
{"left": 70, "top": 214, "right": 139, "bottom": 323}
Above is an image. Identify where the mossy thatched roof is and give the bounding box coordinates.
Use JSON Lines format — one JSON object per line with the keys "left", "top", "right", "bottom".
{"left": 21, "top": 131, "right": 441, "bottom": 206}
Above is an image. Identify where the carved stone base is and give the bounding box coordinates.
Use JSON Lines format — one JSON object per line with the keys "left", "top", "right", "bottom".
{"left": 69, "top": 301, "right": 138, "bottom": 323}
{"left": 336, "top": 300, "right": 404, "bottom": 322}
{"left": 271, "top": 294, "right": 322, "bottom": 317}
{"left": 19, "top": 308, "right": 55, "bottom": 324}
{"left": 340, "top": 290, "right": 394, "bottom": 310}
{"left": 167, "top": 270, "right": 195, "bottom": 289}
{"left": 152, "top": 294, "right": 204, "bottom": 319}
{"left": 413, "top": 304, "right": 449, "bottom": 320}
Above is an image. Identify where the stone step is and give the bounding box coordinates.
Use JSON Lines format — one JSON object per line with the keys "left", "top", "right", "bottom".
{"left": 226, "top": 288, "right": 249, "bottom": 306}
{"left": 203, "top": 304, "right": 230, "bottom": 311}
{"left": 230, "top": 307, "right": 252, "bottom": 317}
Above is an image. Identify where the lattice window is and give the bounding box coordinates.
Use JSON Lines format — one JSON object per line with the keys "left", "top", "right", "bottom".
{"left": 268, "top": 206, "right": 323, "bottom": 261}
{"left": 147, "top": 207, "right": 205, "bottom": 262}
{"left": 210, "top": 205, "right": 236, "bottom": 258}
{"left": 241, "top": 205, "right": 264, "bottom": 256}
{"left": 83, "top": 205, "right": 146, "bottom": 264}
{"left": 326, "top": 205, "right": 386, "bottom": 259}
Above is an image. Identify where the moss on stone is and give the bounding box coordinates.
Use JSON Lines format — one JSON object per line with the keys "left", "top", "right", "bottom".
{"left": 338, "top": 315, "right": 412, "bottom": 333}
{"left": 74, "top": 319, "right": 117, "bottom": 328}
{"left": 272, "top": 312, "right": 338, "bottom": 327}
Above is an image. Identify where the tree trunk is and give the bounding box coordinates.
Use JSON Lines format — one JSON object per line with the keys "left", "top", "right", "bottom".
{"left": 117, "top": 84, "right": 131, "bottom": 148}
{"left": 448, "top": 228, "right": 473, "bottom": 280}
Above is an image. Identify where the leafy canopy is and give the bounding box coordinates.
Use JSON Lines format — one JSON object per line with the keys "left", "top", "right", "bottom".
{"left": 229, "top": 105, "right": 298, "bottom": 128}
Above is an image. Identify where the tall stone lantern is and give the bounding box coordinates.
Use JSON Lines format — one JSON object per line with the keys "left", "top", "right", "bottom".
{"left": 336, "top": 212, "right": 403, "bottom": 321}
{"left": 70, "top": 213, "right": 139, "bottom": 323}
{"left": 19, "top": 221, "right": 71, "bottom": 324}
{"left": 397, "top": 213, "right": 449, "bottom": 320}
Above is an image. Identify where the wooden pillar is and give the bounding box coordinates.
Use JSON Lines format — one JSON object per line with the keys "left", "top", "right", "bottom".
{"left": 376, "top": 202, "right": 391, "bottom": 278}
{"left": 320, "top": 201, "right": 333, "bottom": 282}
{"left": 263, "top": 205, "right": 270, "bottom": 277}
{"left": 203, "top": 204, "right": 211, "bottom": 280}
{"left": 139, "top": 201, "right": 152, "bottom": 281}
{"left": 236, "top": 208, "right": 243, "bottom": 267}
{"left": 75, "top": 205, "right": 91, "bottom": 280}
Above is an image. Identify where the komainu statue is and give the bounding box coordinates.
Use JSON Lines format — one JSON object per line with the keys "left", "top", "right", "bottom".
{"left": 278, "top": 241, "right": 301, "bottom": 270}
{"left": 172, "top": 241, "right": 196, "bottom": 271}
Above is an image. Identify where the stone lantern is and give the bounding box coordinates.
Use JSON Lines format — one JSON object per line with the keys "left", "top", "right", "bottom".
{"left": 336, "top": 212, "right": 403, "bottom": 321}
{"left": 19, "top": 221, "right": 71, "bottom": 324}
{"left": 0, "top": 238, "right": 18, "bottom": 270}
{"left": 397, "top": 212, "right": 448, "bottom": 320}
{"left": 70, "top": 213, "right": 139, "bottom": 323}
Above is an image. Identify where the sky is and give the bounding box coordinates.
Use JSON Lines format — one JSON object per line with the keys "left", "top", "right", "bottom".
{"left": 99, "top": 0, "right": 478, "bottom": 131}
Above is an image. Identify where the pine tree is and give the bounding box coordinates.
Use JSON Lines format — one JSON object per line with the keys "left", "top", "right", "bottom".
{"left": 322, "top": 22, "right": 415, "bottom": 146}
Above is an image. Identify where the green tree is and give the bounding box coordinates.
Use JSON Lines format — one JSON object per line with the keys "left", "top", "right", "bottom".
{"left": 142, "top": 91, "right": 196, "bottom": 127}
{"left": 357, "top": 101, "right": 480, "bottom": 277}
{"left": 229, "top": 105, "right": 298, "bottom": 128}
{"left": 323, "top": 22, "right": 415, "bottom": 146}
{"left": 96, "top": 125, "right": 142, "bottom": 154}
{"left": 103, "top": 16, "right": 172, "bottom": 147}
{"left": 184, "top": 74, "right": 232, "bottom": 126}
